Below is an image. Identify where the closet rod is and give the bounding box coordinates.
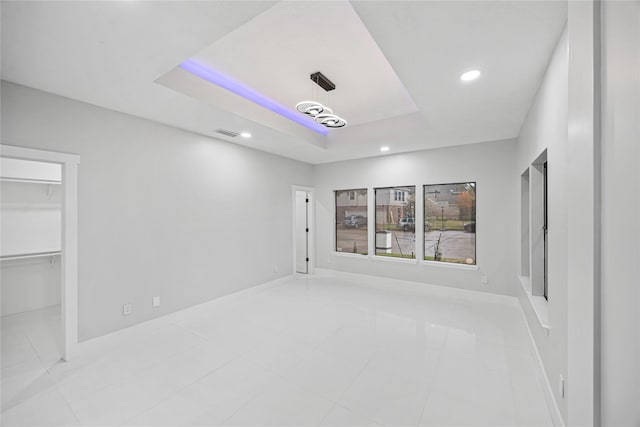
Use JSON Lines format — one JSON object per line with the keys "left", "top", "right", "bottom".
{"left": 0, "top": 251, "right": 62, "bottom": 261}
{"left": 0, "top": 177, "right": 61, "bottom": 185}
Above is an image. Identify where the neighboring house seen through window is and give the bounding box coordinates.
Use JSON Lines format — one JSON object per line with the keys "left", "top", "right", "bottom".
{"left": 335, "top": 189, "right": 368, "bottom": 255}
{"left": 424, "top": 182, "right": 476, "bottom": 265}
{"left": 375, "top": 186, "right": 416, "bottom": 259}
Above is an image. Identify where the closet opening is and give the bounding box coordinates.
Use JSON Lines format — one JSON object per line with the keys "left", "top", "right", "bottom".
{"left": 0, "top": 145, "right": 79, "bottom": 362}
{"left": 1, "top": 158, "right": 63, "bottom": 365}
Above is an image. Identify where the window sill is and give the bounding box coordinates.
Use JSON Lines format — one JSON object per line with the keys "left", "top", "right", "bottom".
{"left": 332, "top": 251, "right": 368, "bottom": 259}
{"left": 519, "top": 275, "right": 550, "bottom": 330}
{"left": 371, "top": 255, "right": 417, "bottom": 264}
{"left": 419, "top": 260, "right": 479, "bottom": 271}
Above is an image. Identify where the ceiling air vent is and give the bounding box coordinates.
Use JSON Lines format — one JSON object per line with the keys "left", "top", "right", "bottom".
{"left": 214, "top": 128, "right": 240, "bottom": 138}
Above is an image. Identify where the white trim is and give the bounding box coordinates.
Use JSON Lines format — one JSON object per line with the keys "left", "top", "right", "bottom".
{"left": 0, "top": 144, "right": 80, "bottom": 361}
{"left": 368, "top": 188, "right": 375, "bottom": 257}
{"left": 292, "top": 185, "right": 315, "bottom": 275}
{"left": 519, "top": 275, "right": 550, "bottom": 330}
{"left": 518, "top": 303, "right": 565, "bottom": 427}
{"left": 419, "top": 260, "right": 479, "bottom": 271}
{"left": 75, "top": 274, "right": 295, "bottom": 358}
{"left": 332, "top": 251, "right": 368, "bottom": 259}
{"left": 0, "top": 145, "right": 80, "bottom": 165}
{"left": 567, "top": 1, "right": 600, "bottom": 422}
{"left": 371, "top": 254, "right": 417, "bottom": 264}
{"left": 316, "top": 268, "right": 518, "bottom": 306}
{"left": 415, "top": 185, "right": 425, "bottom": 260}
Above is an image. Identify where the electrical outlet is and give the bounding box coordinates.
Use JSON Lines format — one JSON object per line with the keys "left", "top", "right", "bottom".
{"left": 559, "top": 375, "right": 565, "bottom": 399}
{"left": 481, "top": 275, "right": 488, "bottom": 284}
{"left": 122, "top": 303, "right": 133, "bottom": 316}
{"left": 152, "top": 296, "right": 161, "bottom": 308}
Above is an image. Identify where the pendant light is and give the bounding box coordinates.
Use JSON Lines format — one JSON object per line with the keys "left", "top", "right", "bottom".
{"left": 296, "top": 72, "right": 347, "bottom": 128}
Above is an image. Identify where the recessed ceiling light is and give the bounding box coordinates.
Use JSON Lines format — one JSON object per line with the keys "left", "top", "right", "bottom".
{"left": 380, "top": 146, "right": 390, "bottom": 152}
{"left": 460, "top": 69, "right": 481, "bottom": 82}
{"left": 240, "top": 132, "right": 252, "bottom": 138}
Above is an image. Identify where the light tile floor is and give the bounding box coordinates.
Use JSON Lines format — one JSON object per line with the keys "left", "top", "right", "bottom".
{"left": 1, "top": 272, "right": 553, "bottom": 426}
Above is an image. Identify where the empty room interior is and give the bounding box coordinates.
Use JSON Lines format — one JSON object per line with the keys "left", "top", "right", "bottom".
{"left": 1, "top": 1, "right": 638, "bottom": 426}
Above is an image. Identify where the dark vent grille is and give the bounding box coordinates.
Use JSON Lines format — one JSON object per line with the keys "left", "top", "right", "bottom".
{"left": 214, "top": 128, "right": 239, "bottom": 138}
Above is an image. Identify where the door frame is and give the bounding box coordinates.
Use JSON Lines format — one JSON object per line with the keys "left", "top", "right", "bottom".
{"left": 1, "top": 145, "right": 80, "bottom": 361}
{"left": 291, "top": 185, "right": 314, "bottom": 275}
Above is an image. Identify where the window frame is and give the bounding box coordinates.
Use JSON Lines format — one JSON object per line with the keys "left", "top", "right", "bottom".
{"left": 543, "top": 160, "right": 548, "bottom": 300}
{"left": 422, "top": 182, "right": 477, "bottom": 266}
{"left": 334, "top": 188, "right": 369, "bottom": 256}
{"left": 519, "top": 149, "right": 550, "bottom": 329}
{"left": 373, "top": 185, "right": 417, "bottom": 259}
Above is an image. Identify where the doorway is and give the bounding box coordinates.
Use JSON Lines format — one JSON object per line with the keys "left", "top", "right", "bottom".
{"left": 293, "top": 186, "right": 314, "bottom": 275}
{"left": 0, "top": 145, "right": 79, "bottom": 361}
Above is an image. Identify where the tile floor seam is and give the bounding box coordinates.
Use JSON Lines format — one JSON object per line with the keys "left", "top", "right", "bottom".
{"left": 214, "top": 381, "right": 267, "bottom": 427}
{"left": 114, "top": 347, "right": 245, "bottom": 426}
{"left": 57, "top": 382, "right": 83, "bottom": 427}
{"left": 60, "top": 348, "right": 229, "bottom": 424}
{"left": 415, "top": 320, "right": 451, "bottom": 427}
{"left": 506, "top": 348, "right": 525, "bottom": 427}
{"left": 315, "top": 401, "right": 339, "bottom": 427}
{"left": 329, "top": 358, "right": 381, "bottom": 422}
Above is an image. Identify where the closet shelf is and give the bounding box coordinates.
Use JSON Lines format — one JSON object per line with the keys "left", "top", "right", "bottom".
{"left": 0, "top": 177, "right": 61, "bottom": 185}
{"left": 0, "top": 251, "right": 62, "bottom": 262}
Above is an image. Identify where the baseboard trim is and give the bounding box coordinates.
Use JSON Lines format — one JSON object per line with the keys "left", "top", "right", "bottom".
{"left": 73, "top": 274, "right": 295, "bottom": 358}
{"left": 313, "top": 268, "right": 519, "bottom": 307}
{"left": 518, "top": 303, "right": 565, "bottom": 427}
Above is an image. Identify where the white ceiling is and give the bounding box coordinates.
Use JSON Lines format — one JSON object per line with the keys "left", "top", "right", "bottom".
{"left": 1, "top": 1, "right": 567, "bottom": 164}
{"left": 167, "top": 1, "right": 418, "bottom": 127}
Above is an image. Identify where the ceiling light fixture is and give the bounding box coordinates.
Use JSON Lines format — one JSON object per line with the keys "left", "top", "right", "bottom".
{"left": 296, "top": 72, "right": 347, "bottom": 129}
{"left": 380, "top": 146, "right": 390, "bottom": 152}
{"left": 240, "top": 132, "right": 252, "bottom": 138}
{"left": 460, "top": 69, "right": 481, "bottom": 82}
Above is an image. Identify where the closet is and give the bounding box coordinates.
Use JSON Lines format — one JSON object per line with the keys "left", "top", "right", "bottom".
{"left": 1, "top": 157, "right": 63, "bottom": 365}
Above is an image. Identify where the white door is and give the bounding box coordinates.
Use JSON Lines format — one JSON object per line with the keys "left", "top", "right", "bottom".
{"left": 295, "top": 191, "right": 308, "bottom": 274}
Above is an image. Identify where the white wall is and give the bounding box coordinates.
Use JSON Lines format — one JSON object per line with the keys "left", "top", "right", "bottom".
{"left": 1, "top": 258, "right": 61, "bottom": 316}
{"left": 0, "top": 81, "right": 313, "bottom": 341}
{"left": 516, "top": 28, "right": 568, "bottom": 422}
{"left": 600, "top": 1, "right": 640, "bottom": 425}
{"left": 1, "top": 180, "right": 62, "bottom": 256}
{"left": 314, "top": 139, "right": 517, "bottom": 296}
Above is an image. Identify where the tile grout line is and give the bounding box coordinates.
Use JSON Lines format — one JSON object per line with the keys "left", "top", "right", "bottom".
{"left": 415, "top": 312, "right": 453, "bottom": 427}
{"left": 116, "top": 351, "right": 243, "bottom": 427}
{"left": 23, "top": 319, "right": 84, "bottom": 426}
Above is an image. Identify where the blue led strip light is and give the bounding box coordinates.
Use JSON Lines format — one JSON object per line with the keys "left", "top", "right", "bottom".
{"left": 180, "top": 60, "right": 329, "bottom": 135}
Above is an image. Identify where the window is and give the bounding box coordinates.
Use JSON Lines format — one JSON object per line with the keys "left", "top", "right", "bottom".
{"left": 527, "top": 149, "right": 547, "bottom": 300}
{"left": 519, "top": 151, "right": 549, "bottom": 326}
{"left": 424, "top": 182, "right": 476, "bottom": 264}
{"left": 394, "top": 190, "right": 406, "bottom": 202}
{"left": 375, "top": 186, "right": 415, "bottom": 259}
{"left": 543, "top": 160, "right": 548, "bottom": 299}
{"left": 335, "top": 189, "right": 368, "bottom": 254}
{"left": 521, "top": 169, "right": 530, "bottom": 275}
